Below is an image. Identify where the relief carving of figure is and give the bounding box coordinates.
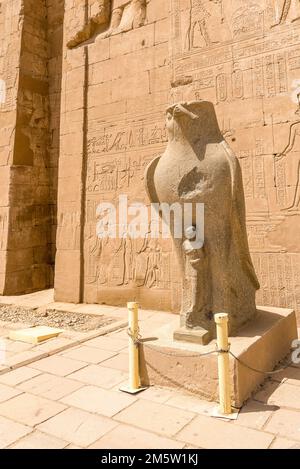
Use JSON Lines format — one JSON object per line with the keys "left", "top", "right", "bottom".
{"left": 273, "top": 0, "right": 300, "bottom": 26}
{"left": 184, "top": 0, "right": 230, "bottom": 50}
{"left": 185, "top": 0, "right": 213, "bottom": 49}
{"left": 185, "top": 0, "right": 219, "bottom": 49}
{"left": 145, "top": 101, "right": 260, "bottom": 343}
{"left": 67, "top": 0, "right": 147, "bottom": 49}
{"left": 275, "top": 121, "right": 300, "bottom": 211}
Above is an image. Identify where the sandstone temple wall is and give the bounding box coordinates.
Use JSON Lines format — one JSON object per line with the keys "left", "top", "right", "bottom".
{"left": 54, "top": 0, "right": 177, "bottom": 309}
{"left": 55, "top": 0, "right": 300, "bottom": 319}
{"left": 0, "top": 0, "right": 63, "bottom": 294}
{"left": 0, "top": 0, "right": 24, "bottom": 293}
{"left": 46, "top": 0, "right": 64, "bottom": 279}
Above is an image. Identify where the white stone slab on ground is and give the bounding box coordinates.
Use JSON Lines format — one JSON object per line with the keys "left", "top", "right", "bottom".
{"left": 9, "top": 326, "right": 63, "bottom": 345}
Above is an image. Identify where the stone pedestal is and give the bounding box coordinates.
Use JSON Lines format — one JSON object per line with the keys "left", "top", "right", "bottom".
{"left": 140, "top": 307, "right": 298, "bottom": 408}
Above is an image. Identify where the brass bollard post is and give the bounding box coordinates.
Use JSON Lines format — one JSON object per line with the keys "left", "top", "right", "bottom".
{"left": 212, "top": 313, "right": 239, "bottom": 419}
{"left": 120, "top": 302, "right": 147, "bottom": 395}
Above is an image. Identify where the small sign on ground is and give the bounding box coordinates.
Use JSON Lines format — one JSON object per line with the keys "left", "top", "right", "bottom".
{"left": 9, "top": 326, "right": 63, "bottom": 344}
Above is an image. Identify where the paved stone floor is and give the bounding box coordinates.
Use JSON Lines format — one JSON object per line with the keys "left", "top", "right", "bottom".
{"left": 0, "top": 290, "right": 299, "bottom": 449}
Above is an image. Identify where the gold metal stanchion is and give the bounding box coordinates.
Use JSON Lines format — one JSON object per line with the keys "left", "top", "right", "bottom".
{"left": 212, "top": 313, "right": 239, "bottom": 420}
{"left": 120, "top": 302, "right": 147, "bottom": 395}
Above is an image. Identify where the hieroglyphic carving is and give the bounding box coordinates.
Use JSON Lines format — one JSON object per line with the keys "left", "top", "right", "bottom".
{"left": 232, "top": 4, "right": 264, "bottom": 39}
{"left": 87, "top": 121, "right": 167, "bottom": 156}
{"left": 232, "top": 69, "right": 244, "bottom": 99}
{"left": 0, "top": 2, "right": 19, "bottom": 112}
{"left": 276, "top": 52, "right": 288, "bottom": 92}
{"left": 288, "top": 47, "right": 300, "bottom": 69}
{"left": 86, "top": 228, "right": 171, "bottom": 290}
{"left": 247, "top": 221, "right": 281, "bottom": 251}
{"left": 86, "top": 151, "right": 162, "bottom": 195}
{"left": 175, "top": 51, "right": 289, "bottom": 104}
{"left": 253, "top": 252, "right": 300, "bottom": 311}
{"left": 169, "top": 0, "right": 300, "bottom": 316}
{"left": 61, "top": 0, "right": 300, "bottom": 314}
{"left": 172, "top": 0, "right": 182, "bottom": 58}
{"left": 253, "top": 58, "right": 264, "bottom": 97}
{"left": 264, "top": 55, "right": 276, "bottom": 97}
{"left": 236, "top": 143, "right": 267, "bottom": 200}
{"left": 57, "top": 211, "right": 81, "bottom": 250}
{"left": 85, "top": 108, "right": 171, "bottom": 297}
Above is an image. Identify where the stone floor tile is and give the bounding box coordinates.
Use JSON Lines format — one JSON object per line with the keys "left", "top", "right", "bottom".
{"left": 37, "top": 408, "right": 117, "bottom": 447}
{"left": 69, "top": 364, "right": 127, "bottom": 389}
{"left": 61, "top": 345, "right": 116, "bottom": 364}
{"left": 18, "top": 373, "right": 84, "bottom": 400}
{"left": 4, "top": 350, "right": 48, "bottom": 368}
{"left": 270, "top": 437, "right": 300, "bottom": 449}
{"left": 264, "top": 408, "right": 300, "bottom": 441}
{"left": 0, "top": 350, "right": 15, "bottom": 361}
{"left": 0, "top": 415, "right": 32, "bottom": 448}
{"left": 30, "top": 355, "right": 87, "bottom": 377}
{"left": 64, "top": 444, "right": 84, "bottom": 449}
{"left": 137, "top": 386, "right": 177, "bottom": 404}
{"left": 177, "top": 415, "right": 274, "bottom": 449}
{"left": 165, "top": 393, "right": 215, "bottom": 415}
{"left": 272, "top": 367, "right": 300, "bottom": 387}
{"left": 111, "top": 379, "right": 129, "bottom": 391}
{"left": 9, "top": 430, "right": 69, "bottom": 449}
{"left": 101, "top": 353, "right": 129, "bottom": 372}
{"left": 0, "top": 383, "right": 22, "bottom": 403}
{"left": 233, "top": 400, "right": 276, "bottom": 430}
{"left": 61, "top": 385, "right": 136, "bottom": 417}
{"left": 2, "top": 339, "right": 33, "bottom": 353}
{"left": 86, "top": 336, "right": 128, "bottom": 352}
{"left": 254, "top": 381, "right": 300, "bottom": 410}
{"left": 89, "top": 423, "right": 186, "bottom": 449}
{"left": 115, "top": 400, "right": 195, "bottom": 437}
{"left": 183, "top": 444, "right": 203, "bottom": 449}
{"left": 0, "top": 393, "right": 66, "bottom": 426}
{"left": 34, "top": 337, "right": 74, "bottom": 354}
{"left": 109, "top": 329, "right": 129, "bottom": 340}
{"left": 0, "top": 366, "right": 41, "bottom": 386}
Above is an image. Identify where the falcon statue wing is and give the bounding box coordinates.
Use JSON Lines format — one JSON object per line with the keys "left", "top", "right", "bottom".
{"left": 144, "top": 156, "right": 161, "bottom": 204}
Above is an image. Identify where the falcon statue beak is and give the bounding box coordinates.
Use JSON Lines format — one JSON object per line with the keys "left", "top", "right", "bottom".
{"left": 173, "top": 103, "right": 199, "bottom": 120}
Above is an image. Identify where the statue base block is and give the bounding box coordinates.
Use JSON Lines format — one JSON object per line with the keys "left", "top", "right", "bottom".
{"left": 173, "top": 326, "right": 211, "bottom": 345}
{"left": 140, "top": 307, "right": 298, "bottom": 408}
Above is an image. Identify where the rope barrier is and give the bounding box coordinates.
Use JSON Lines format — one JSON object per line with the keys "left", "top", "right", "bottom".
{"left": 127, "top": 328, "right": 218, "bottom": 357}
